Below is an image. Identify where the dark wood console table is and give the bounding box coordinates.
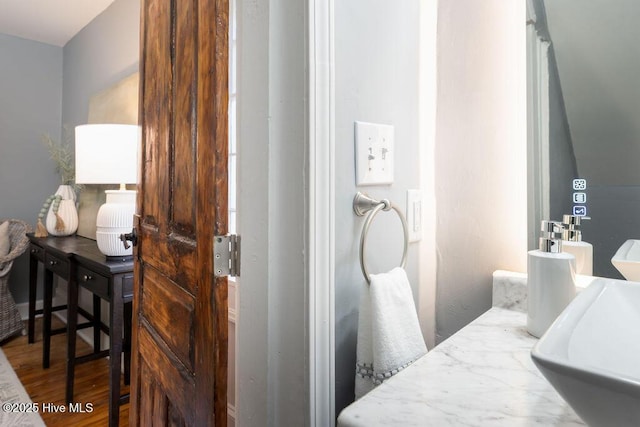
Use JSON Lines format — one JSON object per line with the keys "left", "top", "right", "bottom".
{"left": 27, "top": 234, "right": 133, "bottom": 427}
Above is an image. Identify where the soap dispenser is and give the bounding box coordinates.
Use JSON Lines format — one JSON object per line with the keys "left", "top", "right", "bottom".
{"left": 561, "top": 214, "right": 593, "bottom": 276}
{"left": 527, "top": 220, "right": 576, "bottom": 338}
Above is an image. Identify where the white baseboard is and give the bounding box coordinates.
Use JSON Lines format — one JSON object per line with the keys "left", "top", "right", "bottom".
{"left": 16, "top": 291, "right": 65, "bottom": 321}
{"left": 16, "top": 287, "right": 103, "bottom": 349}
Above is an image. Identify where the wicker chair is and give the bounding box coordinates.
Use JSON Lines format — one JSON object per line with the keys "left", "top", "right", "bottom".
{"left": 0, "top": 219, "right": 32, "bottom": 342}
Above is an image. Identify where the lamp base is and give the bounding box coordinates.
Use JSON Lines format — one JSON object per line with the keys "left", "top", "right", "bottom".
{"left": 96, "top": 189, "right": 136, "bottom": 258}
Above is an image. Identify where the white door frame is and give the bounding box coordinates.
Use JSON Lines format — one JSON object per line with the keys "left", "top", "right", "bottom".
{"left": 236, "top": 0, "right": 335, "bottom": 424}
{"left": 308, "top": 0, "right": 336, "bottom": 425}
{"left": 237, "top": 0, "right": 335, "bottom": 424}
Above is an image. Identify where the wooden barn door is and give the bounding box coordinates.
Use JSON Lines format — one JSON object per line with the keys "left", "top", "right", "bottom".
{"left": 130, "top": 0, "right": 229, "bottom": 425}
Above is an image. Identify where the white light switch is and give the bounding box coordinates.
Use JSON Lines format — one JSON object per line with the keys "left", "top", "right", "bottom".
{"left": 406, "top": 189, "right": 422, "bottom": 242}
{"left": 355, "top": 121, "right": 394, "bottom": 186}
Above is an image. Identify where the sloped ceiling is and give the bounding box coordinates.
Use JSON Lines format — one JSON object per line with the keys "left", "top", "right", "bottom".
{"left": 544, "top": 0, "right": 640, "bottom": 185}
{"left": 0, "top": 0, "right": 116, "bottom": 46}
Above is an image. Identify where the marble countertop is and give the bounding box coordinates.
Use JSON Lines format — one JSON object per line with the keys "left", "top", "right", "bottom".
{"left": 337, "top": 274, "right": 588, "bottom": 426}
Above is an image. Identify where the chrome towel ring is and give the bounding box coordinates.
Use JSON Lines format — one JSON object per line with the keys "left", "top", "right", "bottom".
{"left": 353, "top": 192, "right": 409, "bottom": 284}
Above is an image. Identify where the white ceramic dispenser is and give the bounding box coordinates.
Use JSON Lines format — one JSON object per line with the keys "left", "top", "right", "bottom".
{"left": 561, "top": 214, "right": 593, "bottom": 276}
{"left": 527, "top": 220, "right": 576, "bottom": 338}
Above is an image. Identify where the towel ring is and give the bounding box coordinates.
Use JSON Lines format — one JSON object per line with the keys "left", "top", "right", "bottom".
{"left": 353, "top": 192, "right": 409, "bottom": 284}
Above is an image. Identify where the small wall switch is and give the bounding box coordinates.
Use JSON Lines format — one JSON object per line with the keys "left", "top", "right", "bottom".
{"left": 355, "top": 121, "right": 394, "bottom": 186}
{"left": 406, "top": 189, "right": 422, "bottom": 242}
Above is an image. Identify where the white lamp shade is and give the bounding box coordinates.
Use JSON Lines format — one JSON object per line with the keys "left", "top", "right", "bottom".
{"left": 75, "top": 124, "right": 139, "bottom": 184}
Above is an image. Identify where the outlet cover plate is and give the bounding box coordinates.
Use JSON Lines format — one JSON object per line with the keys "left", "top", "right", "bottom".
{"left": 406, "top": 189, "right": 422, "bottom": 242}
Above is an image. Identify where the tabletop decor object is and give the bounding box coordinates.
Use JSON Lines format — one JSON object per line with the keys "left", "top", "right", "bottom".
{"left": 75, "top": 124, "right": 139, "bottom": 259}
{"left": 35, "top": 131, "right": 80, "bottom": 237}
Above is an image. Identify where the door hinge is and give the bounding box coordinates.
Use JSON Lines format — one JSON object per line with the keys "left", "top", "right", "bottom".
{"left": 214, "top": 235, "right": 241, "bottom": 278}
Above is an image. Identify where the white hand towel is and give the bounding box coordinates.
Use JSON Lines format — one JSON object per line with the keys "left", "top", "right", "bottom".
{"left": 355, "top": 267, "right": 428, "bottom": 399}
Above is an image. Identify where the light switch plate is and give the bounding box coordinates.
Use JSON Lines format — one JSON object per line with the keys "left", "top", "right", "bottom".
{"left": 355, "top": 121, "right": 394, "bottom": 186}
{"left": 406, "top": 189, "right": 422, "bottom": 242}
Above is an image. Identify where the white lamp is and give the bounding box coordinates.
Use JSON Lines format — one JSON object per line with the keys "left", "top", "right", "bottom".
{"left": 75, "top": 124, "right": 139, "bottom": 259}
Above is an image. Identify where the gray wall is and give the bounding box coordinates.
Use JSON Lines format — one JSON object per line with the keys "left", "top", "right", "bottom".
{"left": 0, "top": 34, "right": 63, "bottom": 303}
{"left": 62, "top": 0, "right": 139, "bottom": 131}
{"left": 334, "top": 0, "right": 421, "bottom": 415}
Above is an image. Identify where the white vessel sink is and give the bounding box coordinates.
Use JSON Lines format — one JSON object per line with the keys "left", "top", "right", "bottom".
{"left": 611, "top": 239, "right": 640, "bottom": 280}
{"left": 531, "top": 278, "right": 640, "bottom": 427}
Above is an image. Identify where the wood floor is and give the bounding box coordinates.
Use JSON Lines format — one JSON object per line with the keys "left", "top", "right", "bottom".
{"left": 2, "top": 317, "right": 129, "bottom": 426}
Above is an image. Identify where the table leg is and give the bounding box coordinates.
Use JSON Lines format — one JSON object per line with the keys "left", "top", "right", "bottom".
{"left": 42, "top": 269, "right": 53, "bottom": 369}
{"left": 65, "top": 271, "right": 79, "bottom": 404}
{"left": 93, "top": 294, "right": 101, "bottom": 353}
{"left": 123, "top": 301, "right": 132, "bottom": 385}
{"left": 109, "top": 276, "right": 124, "bottom": 427}
{"left": 28, "top": 252, "right": 38, "bottom": 344}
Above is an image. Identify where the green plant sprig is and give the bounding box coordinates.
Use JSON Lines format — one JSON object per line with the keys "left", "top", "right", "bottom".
{"left": 41, "top": 125, "right": 83, "bottom": 192}
{"left": 42, "top": 132, "right": 74, "bottom": 185}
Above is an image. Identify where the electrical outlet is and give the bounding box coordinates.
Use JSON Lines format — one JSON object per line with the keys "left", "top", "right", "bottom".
{"left": 355, "top": 121, "right": 394, "bottom": 186}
